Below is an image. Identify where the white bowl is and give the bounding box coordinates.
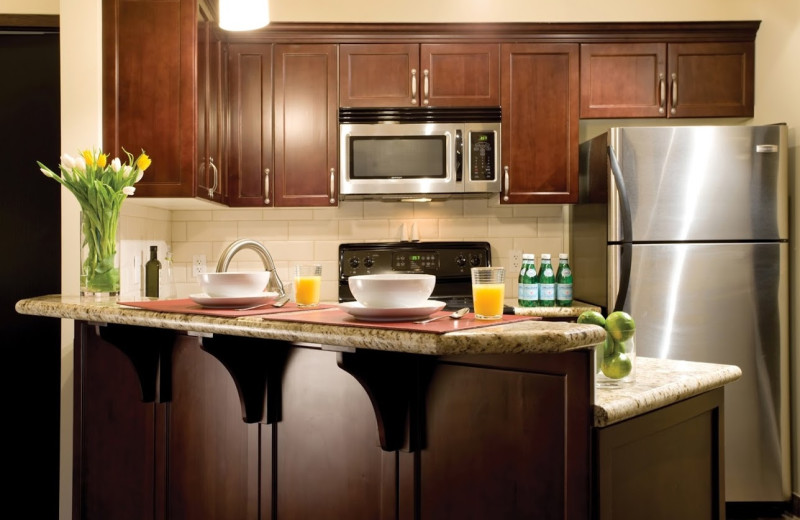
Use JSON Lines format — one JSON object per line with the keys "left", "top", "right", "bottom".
{"left": 199, "top": 271, "right": 272, "bottom": 298}
{"left": 348, "top": 273, "right": 436, "bottom": 308}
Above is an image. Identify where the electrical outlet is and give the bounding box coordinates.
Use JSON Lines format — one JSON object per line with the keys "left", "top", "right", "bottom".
{"left": 192, "top": 254, "right": 207, "bottom": 277}
{"left": 509, "top": 249, "right": 523, "bottom": 273}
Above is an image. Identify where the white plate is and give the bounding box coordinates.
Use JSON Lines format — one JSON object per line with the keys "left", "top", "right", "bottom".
{"left": 338, "top": 300, "right": 446, "bottom": 322}
{"left": 189, "top": 292, "right": 279, "bottom": 309}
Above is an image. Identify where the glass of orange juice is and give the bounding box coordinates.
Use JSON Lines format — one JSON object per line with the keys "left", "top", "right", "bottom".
{"left": 294, "top": 264, "right": 322, "bottom": 307}
{"left": 471, "top": 267, "right": 505, "bottom": 320}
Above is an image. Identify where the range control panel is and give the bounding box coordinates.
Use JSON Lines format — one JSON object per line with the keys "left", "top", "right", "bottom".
{"left": 339, "top": 241, "right": 491, "bottom": 280}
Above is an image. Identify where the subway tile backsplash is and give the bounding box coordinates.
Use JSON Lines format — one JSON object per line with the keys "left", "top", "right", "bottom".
{"left": 119, "top": 198, "right": 569, "bottom": 302}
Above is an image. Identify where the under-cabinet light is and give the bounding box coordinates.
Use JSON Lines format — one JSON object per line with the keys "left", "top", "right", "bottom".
{"left": 219, "top": 0, "right": 270, "bottom": 31}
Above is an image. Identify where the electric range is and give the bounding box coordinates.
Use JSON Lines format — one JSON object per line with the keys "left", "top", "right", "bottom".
{"left": 338, "top": 241, "right": 502, "bottom": 311}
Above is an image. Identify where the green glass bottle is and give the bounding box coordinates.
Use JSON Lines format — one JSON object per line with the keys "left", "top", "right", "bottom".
{"left": 518, "top": 253, "right": 538, "bottom": 307}
{"left": 145, "top": 245, "right": 161, "bottom": 298}
{"left": 537, "top": 253, "right": 555, "bottom": 307}
{"left": 555, "top": 253, "right": 573, "bottom": 306}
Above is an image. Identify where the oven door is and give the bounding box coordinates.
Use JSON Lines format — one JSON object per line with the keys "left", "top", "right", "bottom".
{"left": 339, "top": 122, "right": 462, "bottom": 198}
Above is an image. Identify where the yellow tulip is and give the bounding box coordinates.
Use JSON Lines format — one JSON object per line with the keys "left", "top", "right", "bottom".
{"left": 97, "top": 153, "right": 107, "bottom": 168}
{"left": 81, "top": 150, "right": 94, "bottom": 166}
{"left": 136, "top": 153, "right": 152, "bottom": 171}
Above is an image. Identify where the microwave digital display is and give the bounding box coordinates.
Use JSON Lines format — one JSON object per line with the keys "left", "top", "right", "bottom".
{"left": 349, "top": 136, "right": 447, "bottom": 179}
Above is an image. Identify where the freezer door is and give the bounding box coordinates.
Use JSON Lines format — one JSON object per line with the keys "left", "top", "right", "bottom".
{"left": 609, "top": 242, "right": 791, "bottom": 502}
{"left": 608, "top": 125, "right": 788, "bottom": 242}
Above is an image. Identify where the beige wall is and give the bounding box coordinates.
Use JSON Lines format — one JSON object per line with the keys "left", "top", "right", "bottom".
{"left": 5, "top": 1, "right": 798, "bottom": 518}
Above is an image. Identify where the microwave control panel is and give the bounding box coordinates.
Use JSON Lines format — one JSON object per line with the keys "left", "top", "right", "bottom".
{"left": 469, "top": 131, "right": 496, "bottom": 181}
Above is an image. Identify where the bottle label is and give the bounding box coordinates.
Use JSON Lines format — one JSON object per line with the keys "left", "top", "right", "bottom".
{"left": 556, "top": 284, "right": 573, "bottom": 300}
{"left": 560, "top": 267, "right": 571, "bottom": 277}
{"left": 523, "top": 283, "right": 538, "bottom": 300}
{"left": 540, "top": 283, "right": 555, "bottom": 300}
{"left": 525, "top": 267, "right": 537, "bottom": 277}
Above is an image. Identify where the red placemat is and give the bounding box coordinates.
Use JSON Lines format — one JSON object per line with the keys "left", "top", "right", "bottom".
{"left": 261, "top": 307, "right": 542, "bottom": 333}
{"left": 118, "top": 298, "right": 335, "bottom": 318}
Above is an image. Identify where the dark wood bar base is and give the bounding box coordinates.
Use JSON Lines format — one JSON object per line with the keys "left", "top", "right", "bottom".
{"left": 73, "top": 321, "right": 726, "bottom": 520}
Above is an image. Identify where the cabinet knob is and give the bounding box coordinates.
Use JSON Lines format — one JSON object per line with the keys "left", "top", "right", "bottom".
{"left": 658, "top": 73, "right": 666, "bottom": 114}
{"left": 670, "top": 73, "right": 678, "bottom": 115}
{"left": 207, "top": 157, "right": 218, "bottom": 198}
{"left": 264, "top": 168, "right": 270, "bottom": 205}
{"left": 410, "top": 69, "right": 417, "bottom": 105}
{"left": 330, "top": 168, "right": 336, "bottom": 204}
{"left": 503, "top": 166, "right": 510, "bottom": 202}
{"left": 422, "top": 69, "right": 429, "bottom": 106}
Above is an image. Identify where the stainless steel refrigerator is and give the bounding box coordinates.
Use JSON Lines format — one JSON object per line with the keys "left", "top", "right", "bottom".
{"left": 572, "top": 124, "right": 791, "bottom": 504}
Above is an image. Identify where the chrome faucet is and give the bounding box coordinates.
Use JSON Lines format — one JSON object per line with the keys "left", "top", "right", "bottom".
{"left": 215, "top": 238, "right": 286, "bottom": 297}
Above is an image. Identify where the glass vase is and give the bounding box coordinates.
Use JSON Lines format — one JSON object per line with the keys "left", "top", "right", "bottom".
{"left": 80, "top": 211, "right": 121, "bottom": 299}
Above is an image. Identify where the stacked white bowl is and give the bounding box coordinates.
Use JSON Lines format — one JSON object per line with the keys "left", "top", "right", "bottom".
{"left": 348, "top": 273, "right": 435, "bottom": 308}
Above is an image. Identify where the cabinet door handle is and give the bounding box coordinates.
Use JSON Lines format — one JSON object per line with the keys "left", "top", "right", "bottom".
{"left": 503, "top": 166, "right": 510, "bottom": 202}
{"left": 207, "top": 157, "right": 218, "bottom": 198}
{"left": 658, "top": 73, "right": 666, "bottom": 114}
{"left": 329, "top": 168, "right": 336, "bottom": 204}
{"left": 263, "top": 168, "right": 270, "bottom": 205}
{"left": 670, "top": 72, "right": 678, "bottom": 115}
{"left": 422, "top": 69, "right": 429, "bottom": 106}
{"left": 410, "top": 68, "right": 417, "bottom": 105}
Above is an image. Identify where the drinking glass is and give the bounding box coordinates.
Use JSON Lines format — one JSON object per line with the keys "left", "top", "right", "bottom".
{"left": 471, "top": 267, "right": 505, "bottom": 320}
{"left": 294, "top": 264, "right": 322, "bottom": 307}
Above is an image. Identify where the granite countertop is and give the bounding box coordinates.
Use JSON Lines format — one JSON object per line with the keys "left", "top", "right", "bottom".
{"left": 16, "top": 295, "right": 742, "bottom": 427}
{"left": 15, "top": 295, "right": 606, "bottom": 356}
{"left": 593, "top": 357, "right": 742, "bottom": 427}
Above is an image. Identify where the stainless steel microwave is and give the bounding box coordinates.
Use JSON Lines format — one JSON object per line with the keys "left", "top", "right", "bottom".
{"left": 339, "top": 108, "right": 501, "bottom": 201}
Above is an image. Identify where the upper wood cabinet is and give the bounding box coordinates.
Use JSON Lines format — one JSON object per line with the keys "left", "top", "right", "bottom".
{"left": 501, "top": 43, "right": 580, "bottom": 204}
{"left": 580, "top": 41, "right": 755, "bottom": 118}
{"left": 273, "top": 44, "right": 339, "bottom": 207}
{"left": 197, "top": 2, "right": 226, "bottom": 203}
{"left": 339, "top": 43, "right": 500, "bottom": 107}
{"left": 102, "top": 0, "right": 222, "bottom": 201}
{"left": 227, "top": 43, "right": 273, "bottom": 207}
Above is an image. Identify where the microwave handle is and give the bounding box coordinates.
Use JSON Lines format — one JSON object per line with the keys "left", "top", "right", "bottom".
{"left": 455, "top": 129, "right": 463, "bottom": 182}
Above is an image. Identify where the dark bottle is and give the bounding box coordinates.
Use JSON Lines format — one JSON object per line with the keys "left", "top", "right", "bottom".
{"left": 555, "top": 253, "right": 573, "bottom": 306}
{"left": 538, "top": 253, "right": 555, "bottom": 307}
{"left": 145, "top": 245, "right": 161, "bottom": 298}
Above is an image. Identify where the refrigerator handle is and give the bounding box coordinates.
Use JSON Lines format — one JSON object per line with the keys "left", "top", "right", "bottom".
{"left": 607, "top": 145, "right": 633, "bottom": 312}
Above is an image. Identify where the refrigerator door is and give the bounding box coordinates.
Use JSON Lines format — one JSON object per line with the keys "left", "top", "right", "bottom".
{"left": 609, "top": 241, "right": 791, "bottom": 502}
{"left": 608, "top": 124, "right": 788, "bottom": 243}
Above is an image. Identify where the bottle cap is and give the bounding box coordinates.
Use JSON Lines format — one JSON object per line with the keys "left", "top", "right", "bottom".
{"left": 541, "top": 253, "right": 551, "bottom": 259}
{"left": 522, "top": 253, "right": 534, "bottom": 259}
{"left": 559, "top": 253, "right": 568, "bottom": 259}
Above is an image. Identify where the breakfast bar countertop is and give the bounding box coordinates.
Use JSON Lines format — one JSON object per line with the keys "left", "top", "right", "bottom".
{"left": 16, "top": 295, "right": 742, "bottom": 427}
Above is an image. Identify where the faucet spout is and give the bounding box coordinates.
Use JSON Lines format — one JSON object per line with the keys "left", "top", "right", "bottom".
{"left": 216, "top": 239, "right": 286, "bottom": 297}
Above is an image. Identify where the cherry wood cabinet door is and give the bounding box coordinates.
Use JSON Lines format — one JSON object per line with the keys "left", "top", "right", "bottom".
{"left": 420, "top": 353, "right": 593, "bottom": 520}
{"left": 340, "top": 43, "right": 419, "bottom": 107}
{"left": 580, "top": 43, "right": 667, "bottom": 118}
{"left": 196, "top": 2, "right": 226, "bottom": 203}
{"left": 667, "top": 41, "right": 754, "bottom": 118}
{"left": 73, "top": 323, "right": 161, "bottom": 520}
{"left": 501, "top": 43, "right": 579, "bottom": 204}
{"left": 167, "top": 336, "right": 259, "bottom": 520}
{"left": 273, "top": 44, "right": 338, "bottom": 207}
{"left": 227, "top": 43, "right": 273, "bottom": 207}
{"left": 419, "top": 43, "right": 500, "bottom": 107}
{"left": 102, "top": 0, "right": 198, "bottom": 198}
{"left": 274, "top": 347, "right": 394, "bottom": 520}
{"left": 340, "top": 43, "right": 499, "bottom": 107}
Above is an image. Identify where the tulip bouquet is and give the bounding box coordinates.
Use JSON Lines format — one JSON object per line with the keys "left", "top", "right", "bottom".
{"left": 38, "top": 148, "right": 151, "bottom": 295}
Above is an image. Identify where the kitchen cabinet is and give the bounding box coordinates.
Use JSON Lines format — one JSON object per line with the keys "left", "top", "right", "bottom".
{"left": 594, "top": 390, "right": 725, "bottom": 520}
{"left": 500, "top": 43, "right": 580, "bottom": 204}
{"left": 580, "top": 42, "right": 754, "bottom": 118}
{"left": 339, "top": 43, "right": 500, "bottom": 107}
{"left": 273, "top": 44, "right": 339, "bottom": 207}
{"left": 227, "top": 43, "right": 273, "bottom": 207}
{"left": 197, "top": 1, "right": 226, "bottom": 203}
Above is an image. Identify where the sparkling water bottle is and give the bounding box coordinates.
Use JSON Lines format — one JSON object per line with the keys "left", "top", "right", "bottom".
{"left": 538, "top": 253, "right": 555, "bottom": 307}
{"left": 518, "top": 253, "right": 538, "bottom": 307}
{"left": 555, "top": 253, "right": 573, "bottom": 306}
